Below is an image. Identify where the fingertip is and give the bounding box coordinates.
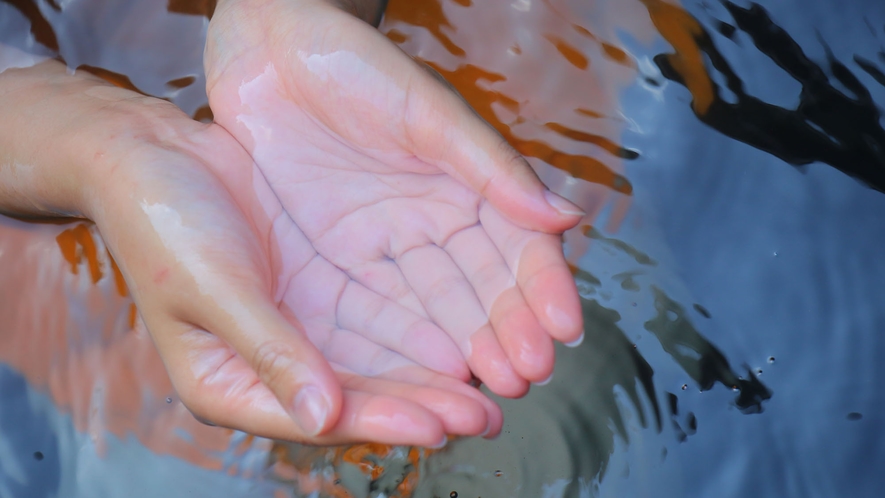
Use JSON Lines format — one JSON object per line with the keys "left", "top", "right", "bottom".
{"left": 486, "top": 185, "right": 584, "bottom": 234}
{"left": 488, "top": 292, "right": 555, "bottom": 384}
{"left": 544, "top": 300, "right": 584, "bottom": 344}
{"left": 428, "top": 434, "right": 450, "bottom": 449}
{"left": 534, "top": 370, "right": 555, "bottom": 386}
{"left": 564, "top": 331, "right": 585, "bottom": 348}
{"left": 468, "top": 329, "right": 530, "bottom": 399}
{"left": 543, "top": 190, "right": 586, "bottom": 218}
{"left": 361, "top": 396, "right": 447, "bottom": 447}
{"left": 291, "top": 384, "right": 336, "bottom": 436}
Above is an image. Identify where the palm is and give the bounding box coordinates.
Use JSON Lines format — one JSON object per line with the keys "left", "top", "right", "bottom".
{"left": 105, "top": 118, "right": 500, "bottom": 445}
{"left": 206, "top": 0, "right": 584, "bottom": 396}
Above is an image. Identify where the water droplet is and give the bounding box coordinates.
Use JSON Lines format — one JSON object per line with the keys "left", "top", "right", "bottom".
{"left": 773, "top": 251, "right": 778, "bottom": 257}
{"left": 768, "top": 356, "right": 776, "bottom": 364}
{"left": 681, "top": 384, "right": 688, "bottom": 390}
{"left": 33, "top": 451, "right": 44, "bottom": 461}
{"left": 450, "top": 492, "right": 459, "bottom": 498}
{"left": 494, "top": 470, "right": 503, "bottom": 477}
{"left": 165, "top": 397, "right": 172, "bottom": 404}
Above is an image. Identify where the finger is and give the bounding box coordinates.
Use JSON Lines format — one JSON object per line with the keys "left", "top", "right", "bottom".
{"left": 397, "top": 245, "right": 528, "bottom": 397}
{"left": 154, "top": 322, "right": 446, "bottom": 446}
{"left": 339, "top": 370, "right": 489, "bottom": 436}
{"left": 280, "top": 251, "right": 468, "bottom": 380}
{"left": 375, "top": 365, "right": 505, "bottom": 438}
{"left": 337, "top": 280, "right": 470, "bottom": 380}
{"left": 156, "top": 277, "right": 344, "bottom": 438}
{"left": 399, "top": 60, "right": 586, "bottom": 233}
{"left": 480, "top": 203, "right": 584, "bottom": 345}
{"left": 318, "top": 328, "right": 502, "bottom": 435}
{"left": 444, "top": 224, "right": 555, "bottom": 383}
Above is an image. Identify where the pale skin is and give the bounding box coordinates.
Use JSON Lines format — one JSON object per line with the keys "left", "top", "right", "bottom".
{"left": 0, "top": 0, "right": 584, "bottom": 446}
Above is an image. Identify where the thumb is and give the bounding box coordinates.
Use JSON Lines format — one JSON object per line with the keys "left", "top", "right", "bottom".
{"left": 190, "top": 291, "right": 343, "bottom": 437}
{"left": 403, "top": 62, "right": 586, "bottom": 233}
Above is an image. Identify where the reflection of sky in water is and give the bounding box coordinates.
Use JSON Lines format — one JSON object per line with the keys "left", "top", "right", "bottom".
{"left": 1, "top": 0, "right": 884, "bottom": 496}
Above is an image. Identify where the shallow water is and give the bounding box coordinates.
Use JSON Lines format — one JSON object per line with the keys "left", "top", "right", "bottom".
{"left": 1, "top": 0, "right": 884, "bottom": 496}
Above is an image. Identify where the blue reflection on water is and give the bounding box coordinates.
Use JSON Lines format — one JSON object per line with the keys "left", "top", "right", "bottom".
{"left": 1, "top": 0, "right": 884, "bottom": 496}
{"left": 616, "top": 0, "right": 885, "bottom": 495}
{"left": 0, "top": 364, "right": 60, "bottom": 498}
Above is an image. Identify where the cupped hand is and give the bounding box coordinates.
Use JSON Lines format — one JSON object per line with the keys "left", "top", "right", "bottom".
{"left": 205, "top": 0, "right": 586, "bottom": 397}
{"left": 54, "top": 67, "right": 501, "bottom": 446}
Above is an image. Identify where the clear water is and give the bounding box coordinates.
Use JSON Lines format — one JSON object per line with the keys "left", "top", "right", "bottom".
{"left": 1, "top": 0, "right": 883, "bottom": 496}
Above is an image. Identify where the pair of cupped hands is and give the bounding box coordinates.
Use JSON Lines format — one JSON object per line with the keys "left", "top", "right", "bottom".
{"left": 36, "top": 0, "right": 585, "bottom": 446}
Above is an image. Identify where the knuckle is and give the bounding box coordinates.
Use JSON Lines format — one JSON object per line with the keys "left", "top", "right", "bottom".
{"left": 250, "top": 340, "right": 297, "bottom": 388}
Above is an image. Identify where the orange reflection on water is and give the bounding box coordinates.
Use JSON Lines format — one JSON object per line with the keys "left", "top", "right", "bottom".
{"left": 382, "top": 0, "right": 661, "bottom": 261}
{"left": 270, "top": 441, "right": 431, "bottom": 497}
{"left": 384, "top": 0, "right": 634, "bottom": 195}
{"left": 639, "top": 0, "right": 715, "bottom": 114}
{"left": 0, "top": 218, "right": 244, "bottom": 471}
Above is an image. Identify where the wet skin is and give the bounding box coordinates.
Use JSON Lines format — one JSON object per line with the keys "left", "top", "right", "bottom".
{"left": 205, "top": 0, "right": 586, "bottom": 427}
{"left": 0, "top": 0, "right": 584, "bottom": 447}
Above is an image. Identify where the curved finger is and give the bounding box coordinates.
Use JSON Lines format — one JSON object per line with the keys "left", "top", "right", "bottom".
{"left": 445, "top": 224, "right": 555, "bottom": 383}
{"left": 155, "top": 275, "right": 344, "bottom": 438}
{"left": 397, "top": 244, "right": 528, "bottom": 397}
{"left": 338, "top": 371, "right": 488, "bottom": 436}
{"left": 479, "top": 203, "right": 584, "bottom": 345}
{"left": 337, "top": 280, "right": 470, "bottom": 380}
{"left": 320, "top": 330, "right": 502, "bottom": 436}
{"left": 374, "top": 365, "right": 505, "bottom": 438}
{"left": 153, "top": 322, "right": 445, "bottom": 446}
{"left": 398, "top": 58, "right": 585, "bottom": 233}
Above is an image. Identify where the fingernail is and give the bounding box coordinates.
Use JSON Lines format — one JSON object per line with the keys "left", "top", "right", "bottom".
{"left": 544, "top": 191, "right": 586, "bottom": 217}
{"left": 533, "top": 372, "right": 554, "bottom": 386}
{"left": 564, "top": 332, "right": 585, "bottom": 348}
{"left": 292, "top": 386, "right": 329, "bottom": 436}
{"left": 429, "top": 434, "right": 449, "bottom": 449}
{"left": 479, "top": 419, "right": 492, "bottom": 437}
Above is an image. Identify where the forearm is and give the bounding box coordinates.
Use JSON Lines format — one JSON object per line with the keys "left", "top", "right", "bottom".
{"left": 214, "top": 0, "right": 388, "bottom": 26}
{"left": 0, "top": 54, "right": 108, "bottom": 218}
{"left": 0, "top": 50, "right": 187, "bottom": 220}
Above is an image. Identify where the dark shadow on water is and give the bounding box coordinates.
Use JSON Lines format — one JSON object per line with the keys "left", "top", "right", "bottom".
{"left": 652, "top": 1, "right": 885, "bottom": 193}
{"left": 645, "top": 286, "right": 772, "bottom": 414}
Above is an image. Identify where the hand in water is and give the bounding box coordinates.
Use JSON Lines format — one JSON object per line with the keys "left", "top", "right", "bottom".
{"left": 0, "top": 60, "right": 501, "bottom": 446}
{"left": 205, "top": 0, "right": 586, "bottom": 398}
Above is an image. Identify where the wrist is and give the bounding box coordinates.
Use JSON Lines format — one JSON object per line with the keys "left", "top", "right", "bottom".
{"left": 0, "top": 59, "right": 196, "bottom": 221}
